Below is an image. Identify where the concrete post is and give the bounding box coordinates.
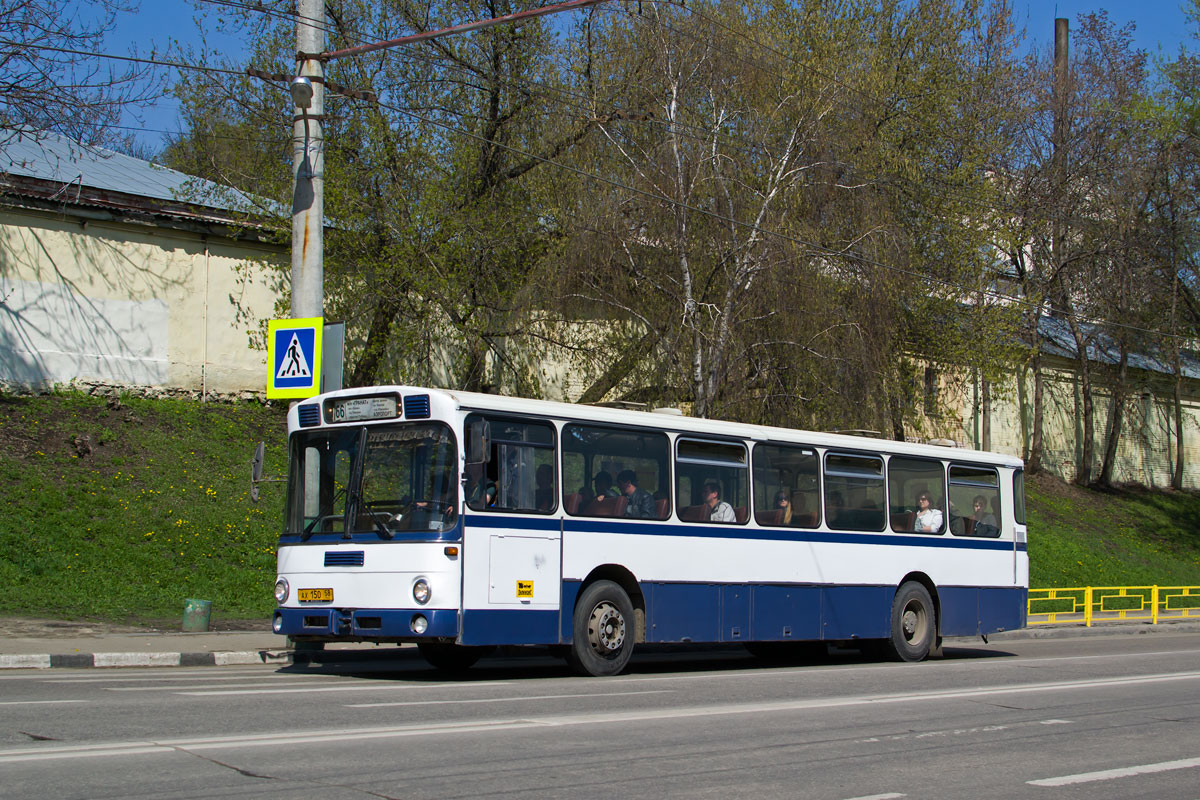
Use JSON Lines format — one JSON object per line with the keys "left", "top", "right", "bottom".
{"left": 291, "top": 0, "right": 324, "bottom": 319}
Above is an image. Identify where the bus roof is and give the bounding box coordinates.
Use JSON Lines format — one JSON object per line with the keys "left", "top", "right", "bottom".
{"left": 302, "top": 385, "right": 1024, "bottom": 468}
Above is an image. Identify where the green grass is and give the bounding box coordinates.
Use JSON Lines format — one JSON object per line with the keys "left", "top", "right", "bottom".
{"left": 0, "top": 390, "right": 288, "bottom": 625}
{"left": 1027, "top": 474, "right": 1200, "bottom": 588}
{"left": 1, "top": 390, "right": 1199, "bottom": 626}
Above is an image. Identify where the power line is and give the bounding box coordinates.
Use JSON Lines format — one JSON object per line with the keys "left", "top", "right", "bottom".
{"left": 7, "top": 42, "right": 247, "bottom": 78}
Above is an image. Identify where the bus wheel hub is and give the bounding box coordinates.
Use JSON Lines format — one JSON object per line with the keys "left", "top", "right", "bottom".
{"left": 590, "top": 602, "right": 625, "bottom": 652}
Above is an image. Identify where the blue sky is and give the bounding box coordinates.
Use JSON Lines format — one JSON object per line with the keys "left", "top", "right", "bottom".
{"left": 1019, "top": 0, "right": 1197, "bottom": 54}
{"left": 105, "top": 1, "right": 1198, "bottom": 152}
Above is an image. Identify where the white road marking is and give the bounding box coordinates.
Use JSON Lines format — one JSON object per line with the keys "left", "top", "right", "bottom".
{"left": 0, "top": 700, "right": 87, "bottom": 706}
{"left": 1028, "top": 757, "right": 1200, "bottom": 786}
{"left": 348, "top": 689, "right": 672, "bottom": 708}
{"left": 2, "top": 670, "right": 1198, "bottom": 763}
{"left": 44, "top": 670, "right": 284, "bottom": 683}
{"left": 1040, "top": 719, "right": 1073, "bottom": 725}
{"left": 844, "top": 794, "right": 906, "bottom": 800}
{"left": 1002, "top": 648, "right": 1200, "bottom": 665}
{"left": 176, "top": 680, "right": 511, "bottom": 696}
{"left": 856, "top": 724, "right": 1008, "bottom": 744}
{"left": 106, "top": 681, "right": 347, "bottom": 692}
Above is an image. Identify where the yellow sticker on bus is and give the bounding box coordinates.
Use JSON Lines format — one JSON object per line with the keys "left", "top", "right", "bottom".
{"left": 516, "top": 581, "right": 534, "bottom": 598}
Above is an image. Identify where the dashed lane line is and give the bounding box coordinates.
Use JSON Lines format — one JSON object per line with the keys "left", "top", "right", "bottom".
{"left": 1028, "top": 757, "right": 1200, "bottom": 787}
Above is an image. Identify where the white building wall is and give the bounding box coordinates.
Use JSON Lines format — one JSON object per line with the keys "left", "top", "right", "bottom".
{"left": 0, "top": 207, "right": 283, "bottom": 395}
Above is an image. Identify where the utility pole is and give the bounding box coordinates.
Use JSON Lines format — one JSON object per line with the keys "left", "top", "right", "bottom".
{"left": 291, "top": 0, "right": 324, "bottom": 319}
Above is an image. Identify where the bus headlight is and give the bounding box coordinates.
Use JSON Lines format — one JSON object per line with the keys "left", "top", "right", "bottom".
{"left": 411, "top": 614, "right": 429, "bottom": 634}
{"left": 413, "top": 578, "right": 431, "bottom": 605}
{"left": 274, "top": 578, "right": 289, "bottom": 604}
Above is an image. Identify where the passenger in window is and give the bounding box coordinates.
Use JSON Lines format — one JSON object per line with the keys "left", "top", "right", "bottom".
{"left": 465, "top": 481, "right": 495, "bottom": 509}
{"left": 774, "top": 491, "right": 793, "bottom": 525}
{"left": 915, "top": 492, "right": 943, "bottom": 532}
{"left": 535, "top": 464, "right": 554, "bottom": 511}
{"left": 703, "top": 481, "right": 736, "bottom": 523}
{"left": 972, "top": 495, "right": 997, "bottom": 528}
{"left": 972, "top": 495, "right": 998, "bottom": 535}
{"left": 594, "top": 471, "right": 619, "bottom": 499}
{"left": 617, "top": 470, "right": 656, "bottom": 518}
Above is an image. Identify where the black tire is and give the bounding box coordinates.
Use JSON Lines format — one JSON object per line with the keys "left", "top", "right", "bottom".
{"left": 418, "top": 642, "right": 492, "bottom": 672}
{"left": 885, "top": 581, "right": 936, "bottom": 662}
{"left": 568, "top": 580, "right": 636, "bottom": 677}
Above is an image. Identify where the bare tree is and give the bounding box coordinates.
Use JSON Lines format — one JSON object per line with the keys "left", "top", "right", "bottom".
{"left": 0, "top": 0, "right": 161, "bottom": 147}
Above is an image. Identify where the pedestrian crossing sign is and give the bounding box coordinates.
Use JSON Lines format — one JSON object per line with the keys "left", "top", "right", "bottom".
{"left": 267, "top": 317, "right": 323, "bottom": 399}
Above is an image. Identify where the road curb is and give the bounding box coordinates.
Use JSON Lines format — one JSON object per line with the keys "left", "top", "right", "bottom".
{"left": 3, "top": 620, "right": 1198, "bottom": 670}
{"left": 947, "top": 619, "right": 1200, "bottom": 643}
{"left": 0, "top": 650, "right": 292, "bottom": 670}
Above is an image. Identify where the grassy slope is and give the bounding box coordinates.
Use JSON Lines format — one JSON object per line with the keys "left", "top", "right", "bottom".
{"left": 0, "top": 391, "right": 288, "bottom": 624}
{"left": 1, "top": 391, "right": 1198, "bottom": 624}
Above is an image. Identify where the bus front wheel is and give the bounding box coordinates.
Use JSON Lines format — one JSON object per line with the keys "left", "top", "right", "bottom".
{"left": 886, "top": 581, "right": 936, "bottom": 662}
{"left": 568, "top": 580, "right": 635, "bottom": 677}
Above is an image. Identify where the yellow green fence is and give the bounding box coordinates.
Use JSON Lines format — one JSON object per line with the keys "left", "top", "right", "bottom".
{"left": 1027, "top": 586, "right": 1200, "bottom": 626}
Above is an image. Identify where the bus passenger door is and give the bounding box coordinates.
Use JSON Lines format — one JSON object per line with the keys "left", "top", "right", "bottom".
{"left": 460, "top": 523, "right": 562, "bottom": 646}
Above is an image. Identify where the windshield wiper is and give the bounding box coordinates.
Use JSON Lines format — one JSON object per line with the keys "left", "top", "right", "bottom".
{"left": 302, "top": 485, "right": 348, "bottom": 539}
{"left": 357, "top": 497, "right": 394, "bottom": 540}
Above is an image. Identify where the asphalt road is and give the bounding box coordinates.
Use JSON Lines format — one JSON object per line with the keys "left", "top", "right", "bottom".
{"left": 3, "top": 633, "right": 1200, "bottom": 799}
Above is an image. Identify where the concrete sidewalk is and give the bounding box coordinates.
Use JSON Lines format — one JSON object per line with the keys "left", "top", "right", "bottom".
{"left": 2, "top": 618, "right": 1198, "bottom": 670}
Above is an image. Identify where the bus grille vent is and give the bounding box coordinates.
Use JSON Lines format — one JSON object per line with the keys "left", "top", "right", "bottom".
{"left": 297, "top": 403, "right": 321, "bottom": 427}
{"left": 403, "top": 394, "right": 431, "bottom": 419}
{"left": 324, "top": 551, "right": 364, "bottom": 567}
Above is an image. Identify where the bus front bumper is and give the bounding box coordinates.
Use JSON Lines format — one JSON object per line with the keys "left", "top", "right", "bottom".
{"left": 273, "top": 607, "right": 458, "bottom": 641}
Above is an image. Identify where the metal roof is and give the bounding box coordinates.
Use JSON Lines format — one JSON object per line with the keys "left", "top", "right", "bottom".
{"left": 1038, "top": 315, "right": 1200, "bottom": 381}
{"left": 0, "top": 129, "right": 259, "bottom": 215}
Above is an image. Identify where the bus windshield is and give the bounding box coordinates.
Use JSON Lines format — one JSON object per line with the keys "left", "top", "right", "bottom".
{"left": 285, "top": 422, "right": 458, "bottom": 537}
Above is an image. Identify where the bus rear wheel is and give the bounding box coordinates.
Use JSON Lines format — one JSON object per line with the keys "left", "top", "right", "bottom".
{"left": 568, "top": 580, "right": 635, "bottom": 677}
{"left": 886, "top": 581, "right": 936, "bottom": 662}
{"left": 418, "top": 643, "right": 491, "bottom": 672}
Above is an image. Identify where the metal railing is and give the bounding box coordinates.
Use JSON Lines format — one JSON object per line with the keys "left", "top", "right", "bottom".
{"left": 1027, "top": 586, "right": 1200, "bottom": 627}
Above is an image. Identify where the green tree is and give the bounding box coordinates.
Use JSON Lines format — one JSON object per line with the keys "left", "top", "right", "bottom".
{"left": 554, "top": 0, "right": 1024, "bottom": 434}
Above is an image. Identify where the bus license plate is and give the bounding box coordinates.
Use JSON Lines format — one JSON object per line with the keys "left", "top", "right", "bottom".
{"left": 298, "top": 588, "right": 333, "bottom": 603}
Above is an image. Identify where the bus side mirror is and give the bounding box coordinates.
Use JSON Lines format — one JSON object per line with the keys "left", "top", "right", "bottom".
{"left": 252, "top": 441, "right": 265, "bottom": 483}
{"left": 250, "top": 441, "right": 265, "bottom": 502}
{"left": 250, "top": 441, "right": 285, "bottom": 503}
{"left": 467, "top": 419, "right": 490, "bottom": 465}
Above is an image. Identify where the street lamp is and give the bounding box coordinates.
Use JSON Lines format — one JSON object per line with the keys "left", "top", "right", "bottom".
{"left": 290, "top": 76, "right": 314, "bottom": 110}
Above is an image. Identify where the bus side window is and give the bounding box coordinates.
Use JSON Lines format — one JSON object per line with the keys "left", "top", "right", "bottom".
{"left": 887, "top": 456, "right": 945, "bottom": 534}
{"left": 676, "top": 439, "right": 749, "bottom": 525}
{"left": 562, "top": 424, "right": 671, "bottom": 520}
{"left": 465, "top": 415, "right": 556, "bottom": 514}
{"left": 752, "top": 443, "right": 819, "bottom": 528}
{"left": 824, "top": 453, "right": 885, "bottom": 532}
{"left": 949, "top": 464, "right": 1001, "bottom": 537}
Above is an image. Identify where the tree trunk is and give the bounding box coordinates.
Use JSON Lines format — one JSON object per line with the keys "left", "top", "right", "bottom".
{"left": 1173, "top": 351, "right": 1186, "bottom": 490}
{"left": 576, "top": 331, "right": 658, "bottom": 404}
{"left": 1065, "top": 314, "right": 1095, "bottom": 486}
{"left": 1026, "top": 317, "right": 1045, "bottom": 475}
{"left": 982, "top": 377, "right": 991, "bottom": 451}
{"left": 350, "top": 293, "right": 404, "bottom": 387}
{"left": 1097, "top": 344, "right": 1129, "bottom": 487}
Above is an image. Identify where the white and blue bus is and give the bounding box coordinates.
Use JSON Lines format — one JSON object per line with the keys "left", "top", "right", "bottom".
{"left": 273, "top": 385, "right": 1027, "bottom": 676}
